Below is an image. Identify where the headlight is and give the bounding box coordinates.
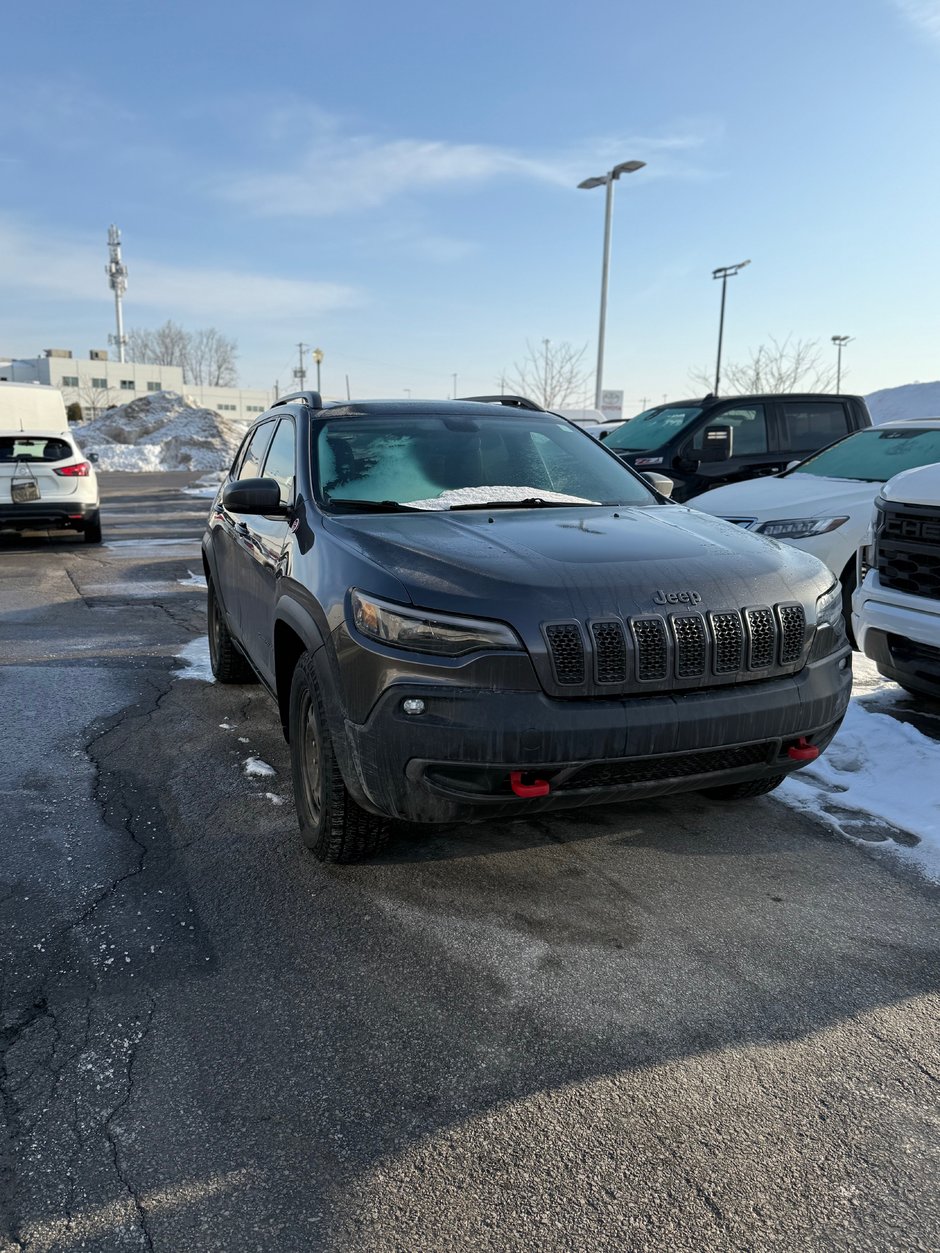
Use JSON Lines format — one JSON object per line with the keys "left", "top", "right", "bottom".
{"left": 350, "top": 590, "right": 523, "bottom": 656}
{"left": 815, "top": 582, "right": 843, "bottom": 628}
{"left": 757, "top": 517, "right": 849, "bottom": 539}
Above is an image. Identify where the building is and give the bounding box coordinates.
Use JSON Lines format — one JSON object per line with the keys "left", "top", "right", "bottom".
{"left": 0, "top": 349, "right": 274, "bottom": 422}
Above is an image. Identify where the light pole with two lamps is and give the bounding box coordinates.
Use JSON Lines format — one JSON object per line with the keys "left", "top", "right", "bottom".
{"left": 831, "top": 335, "right": 853, "bottom": 393}
{"left": 578, "top": 160, "right": 646, "bottom": 410}
{"left": 711, "top": 260, "right": 750, "bottom": 396}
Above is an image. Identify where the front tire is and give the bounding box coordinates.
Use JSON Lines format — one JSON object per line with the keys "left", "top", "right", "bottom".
{"left": 701, "top": 774, "right": 786, "bottom": 801}
{"left": 207, "top": 579, "right": 256, "bottom": 683}
{"left": 289, "top": 652, "right": 388, "bottom": 862}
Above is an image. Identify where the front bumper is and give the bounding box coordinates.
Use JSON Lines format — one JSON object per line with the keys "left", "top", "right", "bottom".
{"left": 338, "top": 647, "right": 852, "bottom": 823}
{"left": 0, "top": 500, "right": 98, "bottom": 532}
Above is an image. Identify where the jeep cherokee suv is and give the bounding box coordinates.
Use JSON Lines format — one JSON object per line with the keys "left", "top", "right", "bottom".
{"left": 202, "top": 393, "right": 852, "bottom": 862}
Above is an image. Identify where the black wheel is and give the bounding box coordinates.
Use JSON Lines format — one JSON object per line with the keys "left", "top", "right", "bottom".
{"left": 289, "top": 651, "right": 388, "bottom": 862}
{"left": 83, "top": 511, "right": 102, "bottom": 544}
{"left": 701, "top": 774, "right": 786, "bottom": 801}
{"left": 207, "top": 579, "right": 256, "bottom": 683}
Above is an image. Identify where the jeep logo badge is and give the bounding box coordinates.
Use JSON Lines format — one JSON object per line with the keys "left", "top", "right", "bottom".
{"left": 653, "top": 589, "right": 702, "bottom": 606}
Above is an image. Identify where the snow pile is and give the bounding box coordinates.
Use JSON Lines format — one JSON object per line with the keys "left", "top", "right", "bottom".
{"left": 778, "top": 654, "right": 940, "bottom": 882}
{"left": 866, "top": 381, "right": 940, "bottom": 425}
{"left": 75, "top": 391, "right": 248, "bottom": 471}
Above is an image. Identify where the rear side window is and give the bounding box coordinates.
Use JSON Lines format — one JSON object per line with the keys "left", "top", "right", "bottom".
{"left": 779, "top": 402, "right": 850, "bottom": 454}
{"left": 691, "top": 405, "right": 768, "bottom": 455}
{"left": 0, "top": 437, "right": 72, "bottom": 462}
{"left": 236, "top": 422, "right": 275, "bottom": 480}
{"left": 260, "top": 419, "right": 295, "bottom": 505}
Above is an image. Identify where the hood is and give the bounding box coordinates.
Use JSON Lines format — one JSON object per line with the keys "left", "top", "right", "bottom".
{"left": 881, "top": 462, "right": 940, "bottom": 507}
{"left": 689, "top": 473, "right": 880, "bottom": 520}
{"left": 325, "top": 503, "right": 830, "bottom": 622}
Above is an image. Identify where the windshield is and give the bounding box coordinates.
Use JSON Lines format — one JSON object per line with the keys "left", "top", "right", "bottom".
{"left": 314, "top": 412, "right": 656, "bottom": 510}
{"left": 787, "top": 426, "right": 940, "bottom": 482}
{"left": 603, "top": 405, "right": 703, "bottom": 452}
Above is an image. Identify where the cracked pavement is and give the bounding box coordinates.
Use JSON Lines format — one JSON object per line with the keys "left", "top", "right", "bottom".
{"left": 1, "top": 471, "right": 938, "bottom": 1251}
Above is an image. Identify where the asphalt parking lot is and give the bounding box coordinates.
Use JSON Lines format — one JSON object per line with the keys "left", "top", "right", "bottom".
{"left": 1, "top": 472, "right": 938, "bottom": 1252}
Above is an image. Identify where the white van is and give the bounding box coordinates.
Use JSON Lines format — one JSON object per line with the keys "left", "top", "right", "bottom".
{"left": 0, "top": 382, "right": 101, "bottom": 542}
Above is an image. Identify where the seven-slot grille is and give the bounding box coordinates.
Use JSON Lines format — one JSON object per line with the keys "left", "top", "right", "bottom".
{"left": 544, "top": 603, "right": 806, "bottom": 690}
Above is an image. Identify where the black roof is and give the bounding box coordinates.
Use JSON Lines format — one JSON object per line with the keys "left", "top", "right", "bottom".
{"left": 651, "top": 393, "right": 863, "bottom": 408}
{"left": 317, "top": 398, "right": 554, "bottom": 418}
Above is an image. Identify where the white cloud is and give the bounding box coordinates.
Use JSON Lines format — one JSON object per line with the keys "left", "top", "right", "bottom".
{"left": 218, "top": 119, "right": 717, "bottom": 218}
{"left": 0, "top": 217, "right": 361, "bottom": 321}
{"left": 894, "top": 0, "right": 940, "bottom": 42}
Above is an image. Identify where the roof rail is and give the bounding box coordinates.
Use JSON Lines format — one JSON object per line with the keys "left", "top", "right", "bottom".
{"left": 273, "top": 390, "right": 323, "bottom": 410}
{"left": 456, "top": 394, "right": 546, "bottom": 412}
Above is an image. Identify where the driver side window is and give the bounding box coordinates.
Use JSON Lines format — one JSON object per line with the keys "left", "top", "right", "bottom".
{"left": 692, "top": 405, "right": 767, "bottom": 456}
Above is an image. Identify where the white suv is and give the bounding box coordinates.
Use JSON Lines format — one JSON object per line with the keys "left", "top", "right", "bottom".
{"left": 853, "top": 461, "right": 940, "bottom": 701}
{"left": 0, "top": 429, "right": 101, "bottom": 542}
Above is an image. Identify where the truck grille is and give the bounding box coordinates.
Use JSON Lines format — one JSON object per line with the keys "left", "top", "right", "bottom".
{"left": 876, "top": 501, "right": 940, "bottom": 599}
{"left": 542, "top": 603, "right": 806, "bottom": 694}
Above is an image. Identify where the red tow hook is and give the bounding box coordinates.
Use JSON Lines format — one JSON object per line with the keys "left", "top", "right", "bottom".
{"left": 787, "top": 736, "right": 820, "bottom": 762}
{"left": 510, "top": 770, "right": 551, "bottom": 798}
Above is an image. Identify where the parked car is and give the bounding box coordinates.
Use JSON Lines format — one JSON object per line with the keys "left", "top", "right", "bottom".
{"left": 686, "top": 419, "right": 940, "bottom": 629}
{"left": 601, "top": 393, "right": 872, "bottom": 502}
{"left": 0, "top": 382, "right": 101, "bottom": 542}
{"left": 853, "top": 461, "right": 940, "bottom": 700}
{"left": 202, "top": 392, "right": 851, "bottom": 862}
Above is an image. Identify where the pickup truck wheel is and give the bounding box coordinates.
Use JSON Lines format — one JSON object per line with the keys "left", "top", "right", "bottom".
{"left": 701, "top": 774, "right": 786, "bottom": 801}
{"left": 289, "top": 652, "right": 389, "bottom": 863}
{"left": 207, "top": 580, "right": 256, "bottom": 684}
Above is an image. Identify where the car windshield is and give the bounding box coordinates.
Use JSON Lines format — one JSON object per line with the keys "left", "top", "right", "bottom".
{"left": 603, "top": 405, "right": 703, "bottom": 452}
{"left": 314, "top": 412, "right": 656, "bottom": 510}
{"left": 0, "top": 436, "right": 72, "bottom": 462}
{"left": 786, "top": 426, "right": 940, "bottom": 482}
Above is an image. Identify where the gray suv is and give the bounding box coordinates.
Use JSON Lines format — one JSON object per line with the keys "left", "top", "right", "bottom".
{"left": 202, "top": 394, "right": 852, "bottom": 862}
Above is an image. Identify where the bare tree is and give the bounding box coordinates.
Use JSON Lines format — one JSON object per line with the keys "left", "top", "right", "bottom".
{"left": 126, "top": 321, "right": 238, "bottom": 386}
{"left": 504, "top": 339, "right": 592, "bottom": 410}
{"left": 689, "top": 335, "right": 838, "bottom": 395}
{"left": 78, "top": 381, "right": 118, "bottom": 419}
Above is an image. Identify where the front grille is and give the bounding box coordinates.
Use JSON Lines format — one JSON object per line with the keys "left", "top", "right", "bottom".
{"left": 711, "top": 611, "right": 744, "bottom": 673}
{"left": 673, "top": 614, "right": 707, "bottom": 677}
{"left": 541, "top": 599, "right": 807, "bottom": 695}
{"left": 591, "top": 620, "right": 627, "bottom": 684}
{"left": 559, "top": 742, "right": 773, "bottom": 789}
{"left": 545, "top": 623, "right": 585, "bottom": 685}
{"left": 876, "top": 502, "right": 940, "bottom": 598}
{"left": 632, "top": 617, "right": 668, "bottom": 681}
{"left": 745, "top": 607, "right": 775, "bottom": 669}
{"left": 778, "top": 604, "right": 806, "bottom": 664}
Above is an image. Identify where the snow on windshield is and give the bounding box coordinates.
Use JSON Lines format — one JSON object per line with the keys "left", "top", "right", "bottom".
{"left": 403, "top": 486, "right": 600, "bottom": 510}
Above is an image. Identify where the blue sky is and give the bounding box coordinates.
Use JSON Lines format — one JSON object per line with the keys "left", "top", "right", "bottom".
{"left": 2, "top": 0, "right": 938, "bottom": 406}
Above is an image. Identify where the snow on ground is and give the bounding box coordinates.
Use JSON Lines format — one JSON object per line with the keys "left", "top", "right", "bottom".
{"left": 74, "top": 391, "right": 248, "bottom": 472}
{"left": 176, "top": 635, "right": 214, "bottom": 681}
{"left": 244, "top": 757, "right": 276, "bottom": 778}
{"left": 177, "top": 570, "right": 208, "bottom": 588}
{"left": 184, "top": 472, "right": 225, "bottom": 498}
{"left": 778, "top": 654, "right": 940, "bottom": 882}
{"left": 866, "top": 380, "right": 940, "bottom": 424}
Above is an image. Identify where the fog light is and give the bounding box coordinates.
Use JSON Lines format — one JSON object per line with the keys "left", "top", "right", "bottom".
{"left": 402, "top": 698, "right": 426, "bottom": 716}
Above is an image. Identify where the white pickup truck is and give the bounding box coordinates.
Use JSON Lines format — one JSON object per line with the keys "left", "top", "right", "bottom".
{"left": 853, "top": 460, "right": 940, "bottom": 700}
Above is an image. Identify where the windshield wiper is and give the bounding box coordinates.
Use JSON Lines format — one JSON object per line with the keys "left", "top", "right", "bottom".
{"left": 448, "top": 496, "right": 598, "bottom": 511}
{"left": 325, "top": 498, "right": 423, "bottom": 513}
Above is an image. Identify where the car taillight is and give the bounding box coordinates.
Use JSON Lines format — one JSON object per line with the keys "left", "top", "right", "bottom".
{"left": 53, "top": 462, "right": 91, "bottom": 477}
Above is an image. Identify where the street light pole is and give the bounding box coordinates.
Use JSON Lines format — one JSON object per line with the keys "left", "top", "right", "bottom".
{"left": 579, "top": 160, "right": 646, "bottom": 410}
{"left": 711, "top": 260, "right": 750, "bottom": 395}
{"left": 312, "top": 347, "right": 324, "bottom": 393}
{"left": 831, "top": 336, "right": 853, "bottom": 393}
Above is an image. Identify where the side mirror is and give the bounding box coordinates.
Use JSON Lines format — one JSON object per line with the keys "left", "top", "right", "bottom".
{"left": 699, "top": 424, "right": 733, "bottom": 463}
{"left": 599, "top": 430, "right": 609, "bottom": 440}
{"left": 222, "top": 477, "right": 287, "bottom": 515}
{"left": 87, "top": 451, "right": 99, "bottom": 464}
{"left": 642, "top": 471, "right": 674, "bottom": 498}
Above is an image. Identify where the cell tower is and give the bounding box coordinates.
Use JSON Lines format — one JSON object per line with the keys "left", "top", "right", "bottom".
{"left": 105, "top": 225, "right": 128, "bottom": 363}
